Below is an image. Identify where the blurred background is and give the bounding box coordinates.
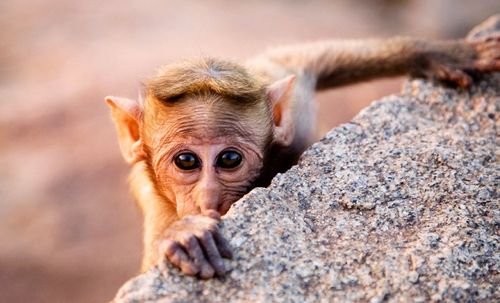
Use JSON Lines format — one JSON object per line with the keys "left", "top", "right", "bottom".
{"left": 0, "top": 0, "right": 498, "bottom": 302}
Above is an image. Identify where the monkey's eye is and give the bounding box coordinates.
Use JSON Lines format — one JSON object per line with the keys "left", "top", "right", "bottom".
{"left": 174, "top": 152, "right": 200, "bottom": 170}
{"left": 216, "top": 150, "right": 242, "bottom": 169}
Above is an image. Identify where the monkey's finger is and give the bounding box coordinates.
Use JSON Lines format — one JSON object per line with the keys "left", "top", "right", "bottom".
{"left": 449, "top": 69, "right": 473, "bottom": 88}
{"left": 479, "top": 39, "right": 500, "bottom": 51}
{"left": 435, "top": 65, "right": 472, "bottom": 88}
{"left": 473, "top": 59, "right": 500, "bottom": 72}
{"left": 481, "top": 49, "right": 500, "bottom": 60}
{"left": 475, "top": 40, "right": 500, "bottom": 52}
{"left": 160, "top": 239, "right": 199, "bottom": 275}
{"left": 184, "top": 235, "right": 215, "bottom": 279}
{"left": 471, "top": 32, "right": 500, "bottom": 44}
{"left": 477, "top": 43, "right": 500, "bottom": 59}
{"left": 479, "top": 33, "right": 500, "bottom": 44}
{"left": 199, "top": 231, "right": 227, "bottom": 276}
{"left": 213, "top": 229, "right": 233, "bottom": 259}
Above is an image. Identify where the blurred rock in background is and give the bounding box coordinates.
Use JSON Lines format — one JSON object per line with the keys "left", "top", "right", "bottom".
{"left": 0, "top": 1, "right": 498, "bottom": 302}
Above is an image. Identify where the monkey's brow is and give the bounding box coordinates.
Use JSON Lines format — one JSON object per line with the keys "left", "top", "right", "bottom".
{"left": 161, "top": 118, "right": 257, "bottom": 145}
{"left": 160, "top": 142, "right": 191, "bottom": 152}
{"left": 152, "top": 142, "right": 192, "bottom": 168}
{"left": 160, "top": 137, "right": 253, "bottom": 149}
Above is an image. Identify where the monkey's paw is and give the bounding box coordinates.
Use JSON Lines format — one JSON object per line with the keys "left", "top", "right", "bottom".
{"left": 158, "top": 211, "right": 233, "bottom": 279}
{"left": 464, "top": 33, "right": 500, "bottom": 75}
{"left": 424, "top": 34, "right": 500, "bottom": 88}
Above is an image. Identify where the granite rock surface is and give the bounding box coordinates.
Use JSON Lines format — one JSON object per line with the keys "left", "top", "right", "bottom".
{"left": 113, "top": 18, "right": 499, "bottom": 302}
{"left": 114, "top": 73, "right": 499, "bottom": 302}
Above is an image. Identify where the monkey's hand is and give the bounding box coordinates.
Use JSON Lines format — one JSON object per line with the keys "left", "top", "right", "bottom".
{"left": 415, "top": 34, "right": 500, "bottom": 88}
{"left": 158, "top": 210, "right": 233, "bottom": 279}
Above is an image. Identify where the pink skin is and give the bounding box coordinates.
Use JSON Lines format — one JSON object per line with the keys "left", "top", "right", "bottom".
{"left": 151, "top": 137, "right": 264, "bottom": 218}
{"left": 148, "top": 134, "right": 265, "bottom": 278}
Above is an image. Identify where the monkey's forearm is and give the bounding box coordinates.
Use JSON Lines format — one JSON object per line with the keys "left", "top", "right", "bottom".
{"left": 129, "top": 161, "right": 178, "bottom": 271}
{"left": 264, "top": 37, "right": 469, "bottom": 89}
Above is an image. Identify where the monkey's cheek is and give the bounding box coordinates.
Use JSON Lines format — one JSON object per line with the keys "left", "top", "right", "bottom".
{"left": 218, "top": 201, "right": 234, "bottom": 216}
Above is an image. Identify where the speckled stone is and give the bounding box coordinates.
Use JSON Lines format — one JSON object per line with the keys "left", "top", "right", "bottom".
{"left": 113, "top": 72, "right": 499, "bottom": 302}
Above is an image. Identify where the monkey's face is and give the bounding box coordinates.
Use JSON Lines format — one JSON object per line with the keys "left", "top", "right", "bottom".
{"left": 150, "top": 137, "right": 263, "bottom": 218}
{"left": 106, "top": 63, "right": 294, "bottom": 219}
{"left": 143, "top": 99, "right": 270, "bottom": 218}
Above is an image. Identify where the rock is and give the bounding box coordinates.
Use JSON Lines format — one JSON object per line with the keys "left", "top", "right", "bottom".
{"left": 113, "top": 73, "right": 499, "bottom": 303}
{"left": 113, "top": 21, "right": 499, "bottom": 303}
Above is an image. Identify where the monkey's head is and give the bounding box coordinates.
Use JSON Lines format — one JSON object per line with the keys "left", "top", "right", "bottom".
{"left": 106, "top": 58, "right": 295, "bottom": 218}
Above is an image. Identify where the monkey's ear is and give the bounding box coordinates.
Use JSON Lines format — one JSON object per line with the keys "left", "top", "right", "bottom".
{"left": 267, "top": 75, "right": 296, "bottom": 146}
{"left": 105, "top": 96, "right": 145, "bottom": 164}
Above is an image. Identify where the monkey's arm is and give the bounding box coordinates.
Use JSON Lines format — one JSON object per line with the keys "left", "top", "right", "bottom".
{"left": 129, "top": 161, "right": 179, "bottom": 271}
{"left": 261, "top": 36, "right": 500, "bottom": 89}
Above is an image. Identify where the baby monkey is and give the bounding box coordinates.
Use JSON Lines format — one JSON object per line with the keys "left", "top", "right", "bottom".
{"left": 106, "top": 18, "right": 500, "bottom": 279}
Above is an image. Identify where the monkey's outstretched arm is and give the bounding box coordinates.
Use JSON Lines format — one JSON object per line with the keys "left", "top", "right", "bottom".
{"left": 129, "top": 161, "right": 178, "bottom": 271}
{"left": 262, "top": 36, "right": 500, "bottom": 89}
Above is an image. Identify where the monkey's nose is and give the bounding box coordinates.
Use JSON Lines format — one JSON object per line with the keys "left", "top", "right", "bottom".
{"left": 196, "top": 188, "right": 222, "bottom": 214}
{"left": 195, "top": 166, "right": 222, "bottom": 214}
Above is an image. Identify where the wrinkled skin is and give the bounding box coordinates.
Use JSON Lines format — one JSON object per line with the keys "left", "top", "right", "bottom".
{"left": 143, "top": 99, "right": 269, "bottom": 278}
{"left": 149, "top": 138, "right": 264, "bottom": 218}
{"left": 149, "top": 135, "right": 264, "bottom": 278}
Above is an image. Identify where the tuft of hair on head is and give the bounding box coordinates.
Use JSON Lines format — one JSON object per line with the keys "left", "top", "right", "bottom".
{"left": 146, "top": 58, "right": 267, "bottom": 107}
{"left": 142, "top": 58, "right": 275, "bottom": 152}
